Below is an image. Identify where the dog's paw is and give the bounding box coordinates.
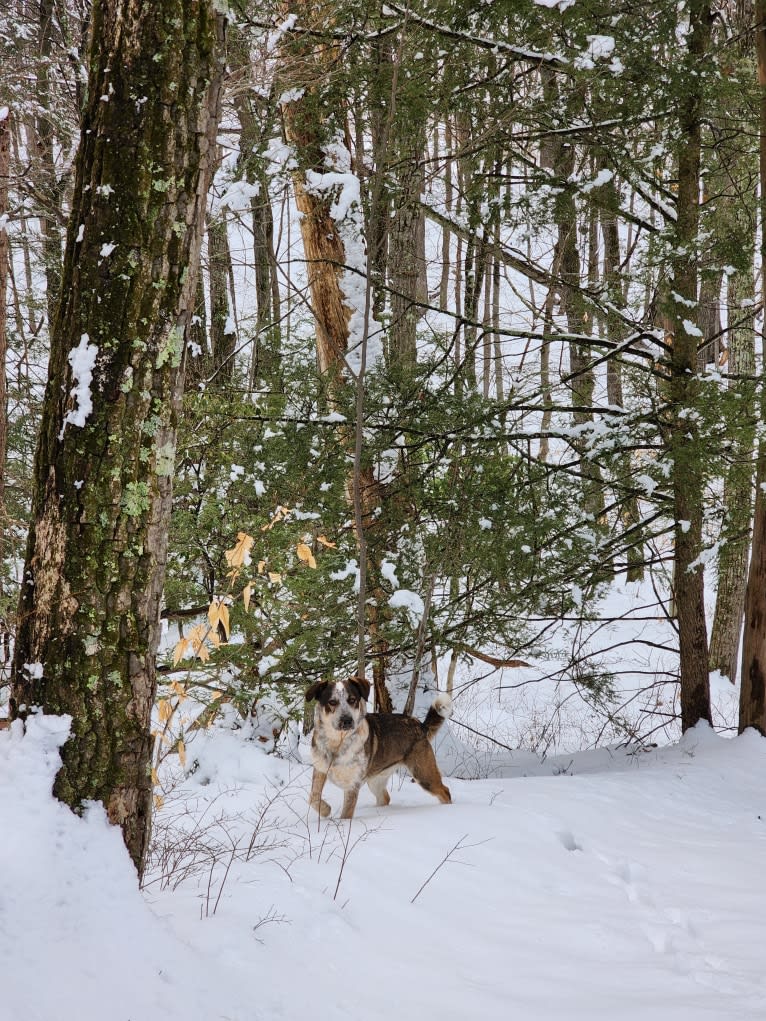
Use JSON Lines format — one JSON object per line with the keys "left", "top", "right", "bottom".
{"left": 319, "top": 799, "right": 331, "bottom": 818}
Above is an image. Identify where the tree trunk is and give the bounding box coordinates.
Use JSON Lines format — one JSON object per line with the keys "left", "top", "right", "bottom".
{"left": 10, "top": 0, "right": 225, "bottom": 876}
{"left": 0, "top": 107, "right": 9, "bottom": 518}
{"left": 554, "top": 144, "right": 604, "bottom": 522}
{"left": 388, "top": 125, "right": 426, "bottom": 369}
{"left": 0, "top": 107, "right": 9, "bottom": 644}
{"left": 279, "top": 11, "right": 392, "bottom": 711}
{"left": 207, "top": 207, "right": 235, "bottom": 382}
{"left": 600, "top": 175, "right": 643, "bottom": 580}
{"left": 36, "top": 0, "right": 64, "bottom": 327}
{"left": 709, "top": 273, "right": 756, "bottom": 681}
{"left": 670, "top": 0, "right": 712, "bottom": 732}
{"left": 739, "top": 0, "right": 766, "bottom": 734}
{"left": 229, "top": 50, "right": 281, "bottom": 390}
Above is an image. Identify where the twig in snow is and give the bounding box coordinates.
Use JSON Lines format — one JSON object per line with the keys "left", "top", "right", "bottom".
{"left": 410, "top": 833, "right": 490, "bottom": 904}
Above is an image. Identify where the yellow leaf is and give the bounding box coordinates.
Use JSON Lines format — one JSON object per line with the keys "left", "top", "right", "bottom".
{"left": 225, "top": 531, "right": 254, "bottom": 569}
{"left": 172, "top": 637, "right": 188, "bottom": 666}
{"left": 171, "top": 680, "right": 187, "bottom": 701}
{"left": 317, "top": 535, "right": 336, "bottom": 548}
{"left": 198, "top": 643, "right": 210, "bottom": 663}
{"left": 157, "top": 699, "right": 173, "bottom": 723}
{"left": 208, "top": 601, "right": 221, "bottom": 629}
{"left": 210, "top": 690, "right": 223, "bottom": 701}
{"left": 154, "top": 793, "right": 164, "bottom": 810}
{"left": 243, "top": 583, "right": 252, "bottom": 612}
{"left": 257, "top": 560, "right": 266, "bottom": 574}
{"left": 297, "top": 542, "right": 317, "bottom": 569}
{"left": 151, "top": 767, "right": 159, "bottom": 786}
{"left": 177, "top": 740, "right": 187, "bottom": 769}
{"left": 268, "top": 572, "right": 282, "bottom": 585}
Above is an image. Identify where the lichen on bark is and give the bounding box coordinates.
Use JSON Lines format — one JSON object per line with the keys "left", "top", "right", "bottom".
{"left": 10, "top": 0, "right": 225, "bottom": 878}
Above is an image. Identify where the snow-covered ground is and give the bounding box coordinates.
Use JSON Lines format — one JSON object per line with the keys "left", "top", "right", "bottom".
{"left": 2, "top": 685, "right": 765, "bottom": 1021}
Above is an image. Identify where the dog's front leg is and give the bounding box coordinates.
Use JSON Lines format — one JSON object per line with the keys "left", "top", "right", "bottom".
{"left": 309, "top": 769, "right": 331, "bottom": 817}
{"left": 340, "top": 787, "right": 360, "bottom": 819}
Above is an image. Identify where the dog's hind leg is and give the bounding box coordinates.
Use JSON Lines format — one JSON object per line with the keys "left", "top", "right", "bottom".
{"left": 406, "top": 745, "right": 452, "bottom": 805}
{"left": 309, "top": 769, "right": 331, "bottom": 817}
{"left": 340, "top": 786, "right": 360, "bottom": 819}
{"left": 367, "top": 774, "right": 391, "bottom": 807}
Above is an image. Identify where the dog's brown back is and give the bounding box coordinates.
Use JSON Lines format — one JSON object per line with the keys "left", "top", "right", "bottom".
{"left": 364, "top": 695, "right": 451, "bottom": 773}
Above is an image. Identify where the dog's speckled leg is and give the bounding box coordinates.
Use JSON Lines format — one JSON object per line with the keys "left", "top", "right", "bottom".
{"left": 340, "top": 787, "right": 360, "bottom": 819}
{"left": 309, "top": 769, "right": 331, "bottom": 817}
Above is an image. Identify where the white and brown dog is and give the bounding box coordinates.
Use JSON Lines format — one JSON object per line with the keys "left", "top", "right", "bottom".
{"left": 305, "top": 676, "right": 452, "bottom": 819}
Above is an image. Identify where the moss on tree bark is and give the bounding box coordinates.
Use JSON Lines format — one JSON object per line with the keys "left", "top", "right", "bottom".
{"left": 10, "top": 0, "right": 225, "bottom": 877}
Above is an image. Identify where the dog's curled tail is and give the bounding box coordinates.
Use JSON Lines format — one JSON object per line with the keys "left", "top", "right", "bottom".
{"left": 422, "top": 693, "right": 452, "bottom": 741}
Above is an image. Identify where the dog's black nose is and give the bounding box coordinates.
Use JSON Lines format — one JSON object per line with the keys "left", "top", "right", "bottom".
{"left": 338, "top": 716, "right": 354, "bottom": 730}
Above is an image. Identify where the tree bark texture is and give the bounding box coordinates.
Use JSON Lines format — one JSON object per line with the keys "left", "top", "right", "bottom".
{"left": 709, "top": 270, "right": 756, "bottom": 681}
{"left": 10, "top": 0, "right": 225, "bottom": 875}
{"left": 387, "top": 121, "right": 427, "bottom": 369}
{"left": 36, "top": 0, "right": 64, "bottom": 327}
{"left": 207, "top": 208, "right": 235, "bottom": 382}
{"left": 600, "top": 176, "right": 643, "bottom": 581}
{"left": 0, "top": 108, "right": 9, "bottom": 533}
{"left": 739, "top": 0, "right": 766, "bottom": 734}
{"left": 670, "top": 0, "right": 712, "bottom": 732}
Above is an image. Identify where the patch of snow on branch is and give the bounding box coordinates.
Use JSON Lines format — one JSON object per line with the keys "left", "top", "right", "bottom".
{"left": 219, "top": 179, "right": 260, "bottom": 211}
{"left": 574, "top": 34, "right": 616, "bottom": 70}
{"left": 389, "top": 589, "right": 425, "bottom": 628}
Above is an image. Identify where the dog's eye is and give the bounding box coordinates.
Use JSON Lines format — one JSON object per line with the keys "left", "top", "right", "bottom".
{"left": 347, "top": 697, "right": 358, "bottom": 707}
{"left": 327, "top": 700, "right": 339, "bottom": 709}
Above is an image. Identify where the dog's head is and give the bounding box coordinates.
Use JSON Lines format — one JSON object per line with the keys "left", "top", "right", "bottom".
{"left": 305, "top": 676, "right": 371, "bottom": 733}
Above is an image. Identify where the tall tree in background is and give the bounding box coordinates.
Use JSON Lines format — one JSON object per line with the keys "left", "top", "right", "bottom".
{"left": 0, "top": 107, "right": 9, "bottom": 651}
{"left": 668, "top": 0, "right": 713, "bottom": 731}
{"left": 10, "top": 0, "right": 225, "bottom": 876}
{"left": 739, "top": 0, "right": 766, "bottom": 736}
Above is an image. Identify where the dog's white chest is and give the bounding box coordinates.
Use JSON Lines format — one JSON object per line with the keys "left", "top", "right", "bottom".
{"left": 313, "top": 720, "right": 369, "bottom": 791}
{"left": 327, "top": 739, "right": 366, "bottom": 790}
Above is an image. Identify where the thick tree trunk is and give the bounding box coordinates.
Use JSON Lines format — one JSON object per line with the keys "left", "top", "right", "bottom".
{"left": 670, "top": 0, "right": 712, "bottom": 731}
{"left": 10, "top": 0, "right": 224, "bottom": 876}
{"left": 0, "top": 107, "right": 9, "bottom": 531}
{"left": 739, "top": 0, "right": 766, "bottom": 734}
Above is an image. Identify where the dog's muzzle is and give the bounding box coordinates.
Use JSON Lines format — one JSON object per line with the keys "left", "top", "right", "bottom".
{"left": 337, "top": 715, "right": 354, "bottom": 731}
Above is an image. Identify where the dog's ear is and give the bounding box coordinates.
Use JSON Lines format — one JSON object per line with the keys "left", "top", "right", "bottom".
{"left": 349, "top": 676, "right": 371, "bottom": 702}
{"left": 305, "top": 680, "right": 329, "bottom": 703}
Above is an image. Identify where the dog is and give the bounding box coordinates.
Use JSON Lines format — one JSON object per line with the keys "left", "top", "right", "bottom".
{"left": 305, "top": 676, "right": 452, "bottom": 819}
